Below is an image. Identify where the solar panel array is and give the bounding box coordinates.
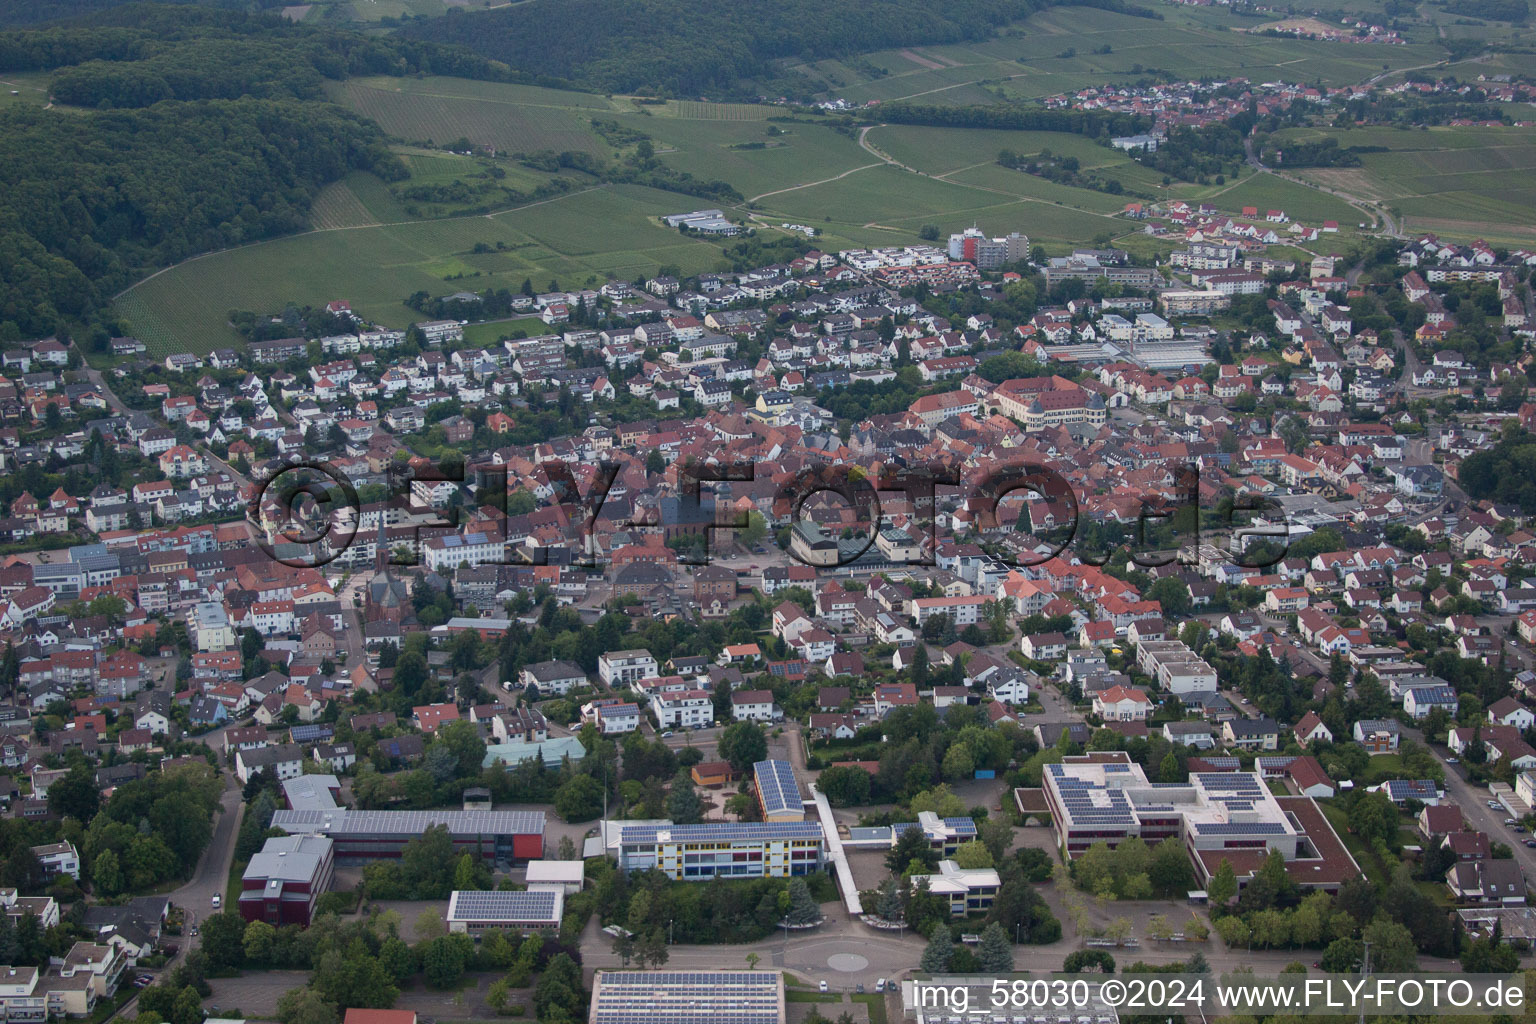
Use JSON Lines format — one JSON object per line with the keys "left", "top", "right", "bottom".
{"left": 1053, "top": 775, "right": 1137, "bottom": 827}
{"left": 1189, "top": 822, "right": 1289, "bottom": 836}
{"left": 620, "top": 821, "right": 824, "bottom": 844}
{"left": 1386, "top": 780, "right": 1439, "bottom": 801}
{"left": 271, "top": 808, "right": 545, "bottom": 837}
{"left": 941, "top": 817, "right": 979, "bottom": 837}
{"left": 447, "top": 889, "right": 560, "bottom": 921}
{"left": 753, "top": 759, "right": 801, "bottom": 816}
{"left": 593, "top": 971, "right": 781, "bottom": 1024}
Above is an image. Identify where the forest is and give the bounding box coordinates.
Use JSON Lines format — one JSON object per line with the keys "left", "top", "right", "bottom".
{"left": 1457, "top": 427, "right": 1536, "bottom": 513}
{"left": 406, "top": 0, "right": 1155, "bottom": 98}
{"left": 0, "top": 99, "right": 396, "bottom": 340}
{"left": 878, "top": 100, "right": 1150, "bottom": 140}
{"left": 0, "top": 4, "right": 531, "bottom": 342}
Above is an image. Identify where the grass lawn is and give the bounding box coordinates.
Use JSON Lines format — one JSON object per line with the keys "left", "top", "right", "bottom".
{"left": 851, "top": 992, "right": 889, "bottom": 1024}
{"left": 786, "top": 991, "right": 843, "bottom": 1003}
{"left": 1318, "top": 800, "right": 1398, "bottom": 883}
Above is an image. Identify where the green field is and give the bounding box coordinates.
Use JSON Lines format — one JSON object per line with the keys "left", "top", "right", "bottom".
{"left": 785, "top": 5, "right": 1449, "bottom": 107}
{"left": 114, "top": 184, "right": 731, "bottom": 357}
{"left": 334, "top": 77, "right": 618, "bottom": 156}
{"left": 0, "top": 72, "right": 51, "bottom": 107}
{"left": 111, "top": 0, "right": 1492, "bottom": 354}
{"left": 1273, "top": 124, "right": 1536, "bottom": 243}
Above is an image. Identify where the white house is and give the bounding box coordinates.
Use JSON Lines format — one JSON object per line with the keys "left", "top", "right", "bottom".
{"left": 651, "top": 690, "right": 714, "bottom": 730}
{"left": 730, "top": 689, "right": 781, "bottom": 722}
{"left": 1092, "top": 685, "right": 1151, "bottom": 722}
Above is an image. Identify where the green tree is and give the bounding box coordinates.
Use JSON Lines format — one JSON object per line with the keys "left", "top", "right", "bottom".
{"left": 47, "top": 764, "right": 99, "bottom": 822}
{"left": 818, "top": 764, "right": 871, "bottom": 807}
{"left": 92, "top": 849, "right": 123, "bottom": 896}
{"left": 453, "top": 853, "right": 482, "bottom": 891}
{"left": 953, "top": 841, "right": 994, "bottom": 870}
{"left": 975, "top": 922, "right": 1013, "bottom": 972}
{"left": 665, "top": 771, "right": 704, "bottom": 824}
{"left": 1207, "top": 858, "right": 1238, "bottom": 910}
{"left": 554, "top": 773, "right": 604, "bottom": 822}
{"left": 420, "top": 935, "right": 471, "bottom": 988}
{"left": 785, "top": 877, "right": 821, "bottom": 926}
{"left": 242, "top": 920, "right": 276, "bottom": 966}
{"left": 919, "top": 924, "right": 954, "bottom": 972}
{"left": 277, "top": 988, "right": 338, "bottom": 1024}
{"left": 887, "top": 825, "right": 936, "bottom": 874}
{"left": 199, "top": 912, "right": 247, "bottom": 971}
{"left": 717, "top": 722, "right": 767, "bottom": 774}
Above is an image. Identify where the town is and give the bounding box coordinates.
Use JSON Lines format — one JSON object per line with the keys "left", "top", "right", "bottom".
{"left": 0, "top": 198, "right": 1533, "bottom": 1024}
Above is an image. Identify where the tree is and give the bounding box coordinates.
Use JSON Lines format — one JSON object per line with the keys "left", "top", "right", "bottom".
{"left": 47, "top": 764, "right": 99, "bottom": 822}
{"left": 1362, "top": 917, "right": 1417, "bottom": 972}
{"left": 665, "top": 771, "right": 704, "bottom": 824}
{"left": 421, "top": 935, "right": 470, "bottom": 989}
{"left": 242, "top": 920, "right": 276, "bottom": 966}
{"left": 818, "top": 764, "right": 871, "bottom": 807}
{"left": 638, "top": 929, "right": 668, "bottom": 968}
{"left": 1207, "top": 858, "right": 1238, "bottom": 910}
{"left": 873, "top": 879, "right": 904, "bottom": 923}
{"left": 199, "top": 912, "right": 247, "bottom": 971}
{"left": 1348, "top": 791, "right": 1399, "bottom": 849}
{"left": 554, "top": 773, "right": 604, "bottom": 822}
{"left": 941, "top": 743, "right": 974, "bottom": 782}
{"left": 978, "top": 817, "right": 1013, "bottom": 865}
{"left": 919, "top": 925, "right": 953, "bottom": 972}
{"left": 953, "top": 841, "right": 994, "bottom": 870}
{"left": 453, "top": 853, "right": 483, "bottom": 891}
{"left": 785, "top": 877, "right": 821, "bottom": 926}
{"left": 717, "top": 722, "right": 767, "bottom": 774}
{"left": 415, "top": 906, "right": 447, "bottom": 941}
{"left": 487, "top": 977, "right": 513, "bottom": 1014}
{"left": 92, "top": 849, "right": 123, "bottom": 897}
{"left": 975, "top": 922, "right": 1013, "bottom": 972}
{"left": 1062, "top": 950, "right": 1114, "bottom": 973}
{"left": 436, "top": 720, "right": 486, "bottom": 779}
{"left": 888, "top": 825, "right": 936, "bottom": 874}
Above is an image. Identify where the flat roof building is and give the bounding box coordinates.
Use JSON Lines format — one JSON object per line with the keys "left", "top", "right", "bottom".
{"left": 616, "top": 821, "right": 824, "bottom": 880}
{"left": 1042, "top": 752, "right": 1358, "bottom": 891}
{"left": 270, "top": 809, "right": 544, "bottom": 863}
{"left": 446, "top": 889, "right": 563, "bottom": 936}
{"left": 589, "top": 970, "right": 784, "bottom": 1024}
{"left": 239, "top": 834, "right": 334, "bottom": 927}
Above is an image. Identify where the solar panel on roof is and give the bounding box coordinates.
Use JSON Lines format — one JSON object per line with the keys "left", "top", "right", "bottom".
{"left": 753, "top": 759, "right": 802, "bottom": 816}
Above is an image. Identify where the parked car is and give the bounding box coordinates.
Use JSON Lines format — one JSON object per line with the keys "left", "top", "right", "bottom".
{"left": 1445, "top": 757, "right": 1458, "bottom": 764}
{"left": 819, "top": 982, "right": 829, "bottom": 994}
{"left": 211, "top": 894, "right": 221, "bottom": 908}
{"left": 877, "top": 979, "right": 887, "bottom": 992}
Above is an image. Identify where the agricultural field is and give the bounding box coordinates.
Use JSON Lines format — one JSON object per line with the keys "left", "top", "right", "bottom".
{"left": 114, "top": 184, "right": 732, "bottom": 357}
{"left": 333, "top": 77, "right": 617, "bottom": 156}
{"left": 785, "top": 5, "right": 1449, "bottom": 107}
{"left": 1271, "top": 124, "right": 1536, "bottom": 244}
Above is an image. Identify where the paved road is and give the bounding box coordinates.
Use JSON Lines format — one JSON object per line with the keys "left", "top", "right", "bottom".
{"left": 579, "top": 912, "right": 1456, "bottom": 989}
{"left": 179, "top": 774, "right": 246, "bottom": 936}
